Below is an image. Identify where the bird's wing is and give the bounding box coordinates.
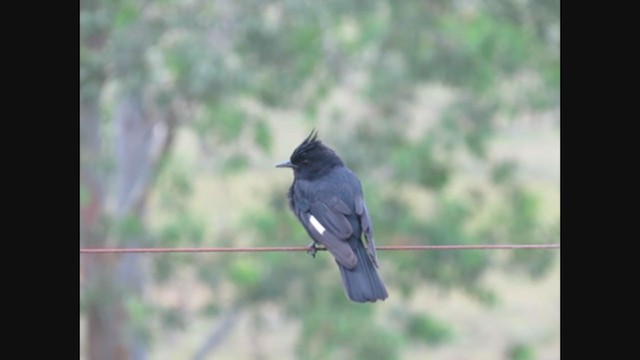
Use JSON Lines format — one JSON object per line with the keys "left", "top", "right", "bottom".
{"left": 297, "top": 197, "right": 358, "bottom": 269}
{"left": 355, "top": 195, "right": 379, "bottom": 268}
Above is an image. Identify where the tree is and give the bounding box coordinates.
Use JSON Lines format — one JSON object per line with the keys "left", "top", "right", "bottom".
{"left": 80, "top": 0, "right": 559, "bottom": 358}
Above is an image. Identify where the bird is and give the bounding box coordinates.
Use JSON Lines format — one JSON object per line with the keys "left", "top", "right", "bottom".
{"left": 275, "top": 130, "right": 388, "bottom": 303}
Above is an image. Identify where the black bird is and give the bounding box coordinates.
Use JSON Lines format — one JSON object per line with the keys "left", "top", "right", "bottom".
{"left": 276, "top": 130, "right": 388, "bottom": 303}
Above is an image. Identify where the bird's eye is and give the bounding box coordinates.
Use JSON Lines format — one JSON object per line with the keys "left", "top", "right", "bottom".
{"left": 302, "top": 159, "right": 310, "bottom": 166}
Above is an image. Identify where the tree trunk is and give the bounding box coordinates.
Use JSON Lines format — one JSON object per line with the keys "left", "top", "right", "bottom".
{"left": 81, "top": 2, "right": 174, "bottom": 358}
{"left": 81, "top": 82, "right": 175, "bottom": 359}
{"left": 82, "top": 91, "right": 132, "bottom": 360}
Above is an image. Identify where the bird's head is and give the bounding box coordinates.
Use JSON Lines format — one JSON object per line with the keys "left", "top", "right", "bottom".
{"left": 275, "top": 130, "right": 344, "bottom": 179}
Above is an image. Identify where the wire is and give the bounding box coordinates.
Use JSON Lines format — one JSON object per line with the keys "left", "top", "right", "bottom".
{"left": 80, "top": 243, "right": 560, "bottom": 254}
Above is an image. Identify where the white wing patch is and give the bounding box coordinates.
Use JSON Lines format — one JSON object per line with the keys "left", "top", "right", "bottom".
{"left": 309, "top": 215, "right": 326, "bottom": 234}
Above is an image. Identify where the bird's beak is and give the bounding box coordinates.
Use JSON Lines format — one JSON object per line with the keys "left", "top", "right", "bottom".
{"left": 275, "top": 160, "right": 294, "bottom": 168}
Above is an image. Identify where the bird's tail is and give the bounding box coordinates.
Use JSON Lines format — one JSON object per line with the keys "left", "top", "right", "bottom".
{"left": 337, "top": 240, "right": 388, "bottom": 303}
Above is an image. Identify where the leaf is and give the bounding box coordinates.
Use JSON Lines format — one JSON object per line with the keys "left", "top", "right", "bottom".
{"left": 406, "top": 313, "right": 453, "bottom": 345}
{"left": 254, "top": 120, "right": 272, "bottom": 153}
{"left": 507, "top": 342, "right": 536, "bottom": 360}
{"left": 114, "top": 214, "right": 145, "bottom": 239}
{"left": 114, "top": 2, "right": 139, "bottom": 28}
{"left": 492, "top": 160, "right": 518, "bottom": 185}
{"left": 229, "top": 259, "right": 261, "bottom": 287}
{"left": 221, "top": 153, "right": 249, "bottom": 175}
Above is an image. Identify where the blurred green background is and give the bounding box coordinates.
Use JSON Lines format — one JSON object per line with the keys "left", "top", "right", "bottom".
{"left": 80, "top": 0, "right": 559, "bottom": 359}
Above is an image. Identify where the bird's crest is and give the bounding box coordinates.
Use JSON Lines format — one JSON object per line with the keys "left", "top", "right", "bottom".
{"left": 291, "top": 129, "right": 321, "bottom": 161}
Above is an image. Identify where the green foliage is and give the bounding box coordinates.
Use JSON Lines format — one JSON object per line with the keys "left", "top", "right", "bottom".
{"left": 126, "top": 296, "right": 154, "bottom": 341}
{"left": 507, "top": 342, "right": 536, "bottom": 360}
{"left": 498, "top": 186, "right": 555, "bottom": 278}
{"left": 405, "top": 313, "right": 453, "bottom": 345}
{"left": 391, "top": 137, "right": 452, "bottom": 190}
{"left": 159, "top": 214, "right": 205, "bottom": 246}
{"left": 438, "top": 14, "right": 537, "bottom": 90}
{"left": 114, "top": 1, "right": 139, "bottom": 28}
{"left": 196, "top": 102, "right": 246, "bottom": 143}
{"left": 220, "top": 153, "right": 250, "bottom": 175}
{"left": 235, "top": 5, "right": 323, "bottom": 106}
{"left": 113, "top": 214, "right": 146, "bottom": 241}
{"left": 229, "top": 258, "right": 261, "bottom": 288}
{"left": 154, "top": 213, "right": 206, "bottom": 282}
{"left": 254, "top": 119, "right": 273, "bottom": 153}
{"left": 81, "top": 0, "right": 559, "bottom": 358}
{"left": 159, "top": 307, "right": 187, "bottom": 330}
{"left": 295, "top": 300, "right": 403, "bottom": 360}
{"left": 391, "top": 196, "right": 494, "bottom": 301}
{"left": 491, "top": 160, "right": 518, "bottom": 185}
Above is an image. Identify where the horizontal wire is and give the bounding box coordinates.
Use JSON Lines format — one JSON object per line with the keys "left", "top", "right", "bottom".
{"left": 80, "top": 243, "right": 560, "bottom": 254}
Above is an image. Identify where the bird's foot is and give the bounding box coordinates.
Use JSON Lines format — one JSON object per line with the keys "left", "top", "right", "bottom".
{"left": 307, "top": 242, "right": 318, "bottom": 258}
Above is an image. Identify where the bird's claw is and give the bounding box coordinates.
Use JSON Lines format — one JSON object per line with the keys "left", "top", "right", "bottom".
{"left": 307, "top": 242, "right": 318, "bottom": 258}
